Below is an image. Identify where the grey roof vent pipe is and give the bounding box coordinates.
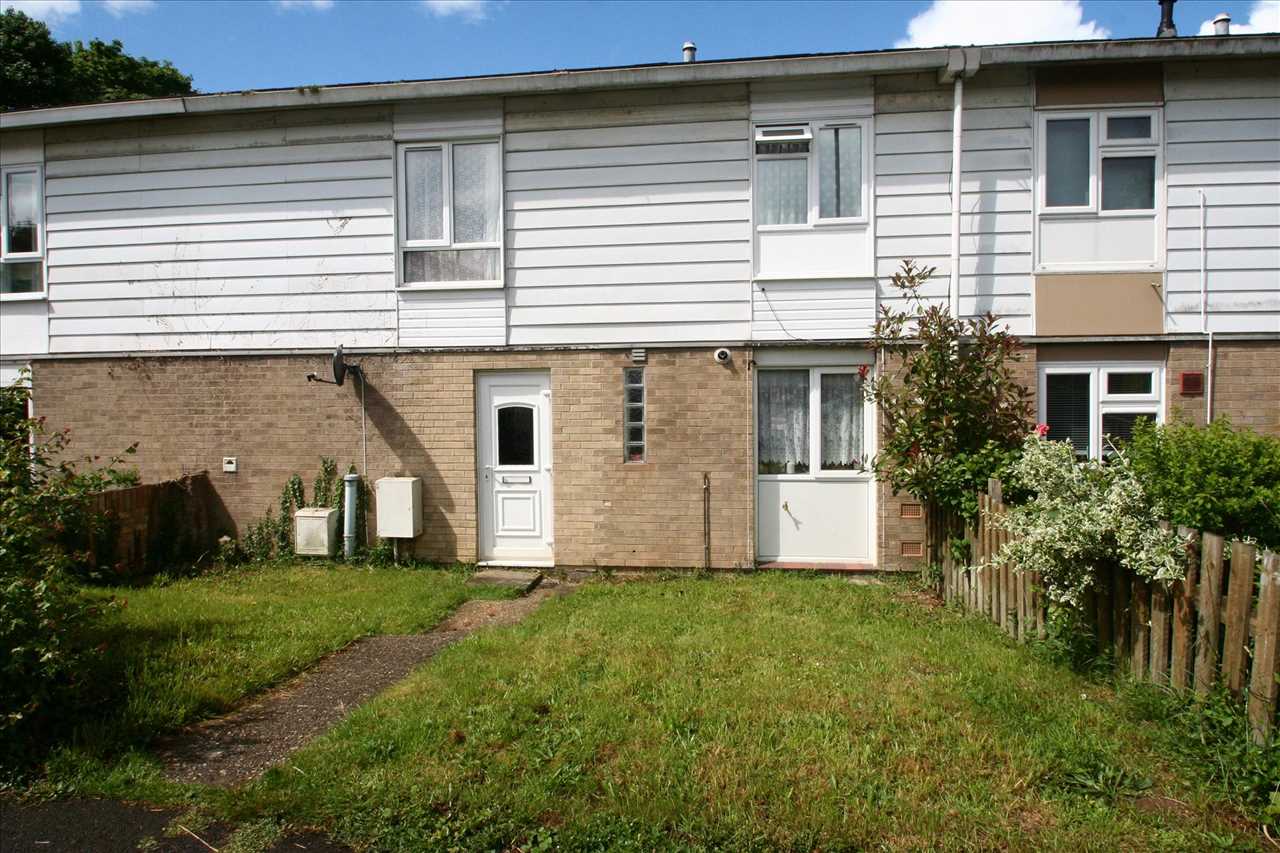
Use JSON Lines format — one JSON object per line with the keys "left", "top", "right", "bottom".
{"left": 1157, "top": 0, "right": 1178, "bottom": 37}
{"left": 1213, "top": 13, "right": 1231, "bottom": 35}
{"left": 682, "top": 41, "right": 696, "bottom": 63}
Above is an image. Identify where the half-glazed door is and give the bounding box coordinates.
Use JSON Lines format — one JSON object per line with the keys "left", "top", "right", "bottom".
{"left": 477, "top": 372, "right": 553, "bottom": 564}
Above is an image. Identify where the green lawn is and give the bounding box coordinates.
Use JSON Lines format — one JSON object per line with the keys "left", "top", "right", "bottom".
{"left": 43, "top": 563, "right": 507, "bottom": 786}
{"left": 202, "top": 575, "right": 1252, "bottom": 852}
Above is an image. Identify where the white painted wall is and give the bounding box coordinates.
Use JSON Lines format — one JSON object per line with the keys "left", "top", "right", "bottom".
{"left": 1164, "top": 60, "right": 1280, "bottom": 334}
{"left": 41, "top": 106, "right": 398, "bottom": 352}
{"left": 503, "top": 84, "right": 752, "bottom": 345}
{"left": 873, "top": 68, "right": 1035, "bottom": 334}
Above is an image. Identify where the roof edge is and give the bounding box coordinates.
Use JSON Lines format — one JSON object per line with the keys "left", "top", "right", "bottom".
{"left": 2, "top": 35, "right": 1277, "bottom": 131}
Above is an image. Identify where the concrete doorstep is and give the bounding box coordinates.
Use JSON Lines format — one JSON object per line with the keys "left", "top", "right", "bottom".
{"left": 467, "top": 569, "right": 544, "bottom": 594}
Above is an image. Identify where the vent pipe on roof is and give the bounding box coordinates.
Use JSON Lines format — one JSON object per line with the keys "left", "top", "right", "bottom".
{"left": 1157, "top": 0, "right": 1178, "bottom": 37}
{"left": 1213, "top": 13, "right": 1231, "bottom": 35}
{"left": 682, "top": 41, "right": 697, "bottom": 63}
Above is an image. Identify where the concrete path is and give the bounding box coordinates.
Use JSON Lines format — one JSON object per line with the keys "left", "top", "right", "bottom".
{"left": 157, "top": 581, "right": 568, "bottom": 788}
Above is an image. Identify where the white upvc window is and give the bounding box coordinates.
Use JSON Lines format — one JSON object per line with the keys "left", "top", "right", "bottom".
{"left": 1037, "top": 108, "right": 1161, "bottom": 217}
{"left": 756, "top": 366, "right": 872, "bottom": 479}
{"left": 396, "top": 140, "right": 502, "bottom": 289}
{"left": 754, "top": 120, "right": 869, "bottom": 229}
{"left": 0, "top": 165, "right": 45, "bottom": 299}
{"left": 1038, "top": 362, "right": 1164, "bottom": 460}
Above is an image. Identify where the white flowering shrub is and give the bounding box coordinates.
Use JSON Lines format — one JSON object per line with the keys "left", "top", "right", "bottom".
{"left": 991, "top": 435, "right": 1184, "bottom": 607}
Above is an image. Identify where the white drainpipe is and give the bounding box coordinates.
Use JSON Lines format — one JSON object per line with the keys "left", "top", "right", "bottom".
{"left": 949, "top": 75, "right": 964, "bottom": 317}
{"left": 1199, "top": 189, "right": 1215, "bottom": 423}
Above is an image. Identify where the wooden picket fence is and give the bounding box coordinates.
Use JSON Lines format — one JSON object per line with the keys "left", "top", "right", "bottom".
{"left": 927, "top": 478, "right": 1280, "bottom": 744}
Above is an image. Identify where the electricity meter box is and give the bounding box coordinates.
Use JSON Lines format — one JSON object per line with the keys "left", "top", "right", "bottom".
{"left": 375, "top": 476, "right": 423, "bottom": 539}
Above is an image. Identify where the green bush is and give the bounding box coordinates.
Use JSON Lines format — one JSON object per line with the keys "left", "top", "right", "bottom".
{"left": 0, "top": 372, "right": 136, "bottom": 767}
{"left": 1127, "top": 417, "right": 1280, "bottom": 549}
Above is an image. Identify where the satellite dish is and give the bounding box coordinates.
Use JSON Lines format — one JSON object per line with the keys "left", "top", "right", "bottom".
{"left": 333, "top": 345, "right": 347, "bottom": 387}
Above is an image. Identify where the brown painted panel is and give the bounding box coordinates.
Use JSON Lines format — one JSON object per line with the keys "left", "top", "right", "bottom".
{"left": 1036, "top": 64, "right": 1164, "bottom": 107}
{"left": 1035, "top": 274, "right": 1165, "bottom": 336}
{"left": 1037, "top": 342, "right": 1168, "bottom": 362}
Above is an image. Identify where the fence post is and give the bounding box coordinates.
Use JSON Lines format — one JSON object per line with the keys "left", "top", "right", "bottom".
{"left": 1096, "top": 564, "right": 1115, "bottom": 653}
{"left": 1223, "top": 540, "right": 1258, "bottom": 697}
{"left": 1132, "top": 577, "right": 1151, "bottom": 680}
{"left": 1113, "top": 563, "right": 1130, "bottom": 667}
{"left": 1150, "top": 580, "right": 1172, "bottom": 685}
{"left": 977, "top": 492, "right": 989, "bottom": 617}
{"left": 988, "top": 479, "right": 1002, "bottom": 622}
{"left": 1249, "top": 552, "right": 1280, "bottom": 745}
{"left": 1195, "top": 532, "right": 1226, "bottom": 697}
{"left": 1170, "top": 527, "right": 1200, "bottom": 692}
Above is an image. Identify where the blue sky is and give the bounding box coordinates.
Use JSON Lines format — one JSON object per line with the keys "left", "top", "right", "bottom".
{"left": 7, "top": 0, "right": 1279, "bottom": 94}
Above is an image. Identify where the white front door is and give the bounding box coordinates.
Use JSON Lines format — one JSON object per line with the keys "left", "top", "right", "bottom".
{"left": 755, "top": 360, "right": 876, "bottom": 564}
{"left": 477, "top": 371, "right": 553, "bottom": 565}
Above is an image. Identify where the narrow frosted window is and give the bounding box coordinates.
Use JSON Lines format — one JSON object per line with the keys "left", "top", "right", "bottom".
{"left": 5, "top": 171, "right": 38, "bottom": 254}
{"left": 820, "top": 373, "right": 864, "bottom": 470}
{"left": 1045, "top": 118, "right": 1091, "bottom": 207}
{"left": 818, "top": 126, "right": 862, "bottom": 219}
{"left": 452, "top": 141, "right": 500, "bottom": 244}
{"left": 1045, "top": 373, "right": 1091, "bottom": 458}
{"left": 1101, "top": 156, "right": 1155, "bottom": 211}
{"left": 623, "top": 367, "right": 645, "bottom": 462}
{"left": 757, "top": 158, "right": 808, "bottom": 225}
{"left": 757, "top": 370, "right": 809, "bottom": 474}
{"left": 404, "top": 148, "right": 443, "bottom": 241}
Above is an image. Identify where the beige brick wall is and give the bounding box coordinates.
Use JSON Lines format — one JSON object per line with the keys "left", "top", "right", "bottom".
{"left": 33, "top": 348, "right": 755, "bottom": 569}
{"left": 1167, "top": 340, "right": 1280, "bottom": 436}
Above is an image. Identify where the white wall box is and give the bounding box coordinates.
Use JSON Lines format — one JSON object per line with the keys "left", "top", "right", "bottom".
{"left": 294, "top": 507, "right": 340, "bottom": 556}
{"left": 376, "top": 476, "right": 424, "bottom": 539}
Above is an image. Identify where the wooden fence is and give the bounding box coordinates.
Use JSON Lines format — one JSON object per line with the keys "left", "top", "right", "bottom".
{"left": 87, "top": 472, "right": 224, "bottom": 577}
{"left": 927, "top": 478, "right": 1280, "bottom": 744}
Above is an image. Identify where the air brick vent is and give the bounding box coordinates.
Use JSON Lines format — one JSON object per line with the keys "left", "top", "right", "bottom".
{"left": 1180, "top": 371, "right": 1205, "bottom": 396}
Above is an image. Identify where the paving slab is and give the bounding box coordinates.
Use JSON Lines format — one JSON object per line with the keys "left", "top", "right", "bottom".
{"left": 467, "top": 568, "right": 544, "bottom": 593}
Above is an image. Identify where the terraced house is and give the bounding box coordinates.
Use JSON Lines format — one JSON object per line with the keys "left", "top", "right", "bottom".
{"left": 1, "top": 25, "right": 1277, "bottom": 573}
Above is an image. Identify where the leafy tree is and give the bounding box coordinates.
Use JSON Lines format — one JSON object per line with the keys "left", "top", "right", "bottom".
{"left": 866, "top": 260, "right": 1033, "bottom": 520}
{"left": 0, "top": 372, "right": 136, "bottom": 764}
{"left": 1127, "top": 417, "right": 1280, "bottom": 549}
{"left": 0, "top": 10, "right": 72, "bottom": 112}
{"left": 1, "top": 9, "right": 194, "bottom": 112}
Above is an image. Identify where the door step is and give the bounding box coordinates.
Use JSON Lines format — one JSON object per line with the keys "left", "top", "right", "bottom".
{"left": 467, "top": 568, "right": 544, "bottom": 595}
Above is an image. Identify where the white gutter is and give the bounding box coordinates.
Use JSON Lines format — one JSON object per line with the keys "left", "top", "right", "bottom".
{"left": 3, "top": 36, "right": 1276, "bottom": 130}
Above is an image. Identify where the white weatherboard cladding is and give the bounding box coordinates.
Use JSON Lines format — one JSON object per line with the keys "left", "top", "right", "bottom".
{"left": 1164, "top": 61, "right": 1280, "bottom": 334}
{"left": 41, "top": 106, "right": 398, "bottom": 352}
{"left": 503, "top": 84, "right": 752, "bottom": 346}
{"left": 873, "top": 68, "right": 1035, "bottom": 334}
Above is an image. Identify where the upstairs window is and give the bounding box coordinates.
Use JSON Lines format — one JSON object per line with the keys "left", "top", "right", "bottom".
{"left": 397, "top": 140, "right": 502, "bottom": 288}
{"left": 755, "top": 121, "right": 866, "bottom": 227}
{"left": 1039, "top": 109, "right": 1159, "bottom": 215}
{"left": 0, "top": 166, "right": 43, "bottom": 297}
{"left": 1040, "top": 363, "right": 1162, "bottom": 460}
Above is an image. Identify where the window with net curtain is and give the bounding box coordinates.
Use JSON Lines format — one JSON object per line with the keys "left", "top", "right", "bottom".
{"left": 401, "top": 141, "right": 500, "bottom": 284}
{"left": 755, "top": 123, "right": 863, "bottom": 226}
{"left": 757, "top": 370, "right": 864, "bottom": 475}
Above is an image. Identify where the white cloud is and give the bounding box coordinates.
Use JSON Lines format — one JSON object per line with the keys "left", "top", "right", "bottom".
{"left": 422, "top": 0, "right": 488, "bottom": 21}
{"left": 275, "top": 0, "right": 334, "bottom": 10}
{"left": 895, "top": 0, "right": 1109, "bottom": 48}
{"left": 1198, "top": 0, "right": 1280, "bottom": 35}
{"left": 101, "top": 0, "right": 156, "bottom": 16}
{"left": 2, "top": 0, "right": 82, "bottom": 25}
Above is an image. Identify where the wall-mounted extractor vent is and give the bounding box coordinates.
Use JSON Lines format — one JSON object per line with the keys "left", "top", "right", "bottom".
{"left": 1180, "top": 371, "right": 1205, "bottom": 396}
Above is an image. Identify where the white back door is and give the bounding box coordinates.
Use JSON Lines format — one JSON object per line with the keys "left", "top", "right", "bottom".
{"left": 477, "top": 371, "right": 553, "bottom": 564}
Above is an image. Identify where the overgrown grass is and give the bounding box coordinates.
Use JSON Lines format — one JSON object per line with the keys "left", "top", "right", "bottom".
{"left": 214, "top": 575, "right": 1253, "bottom": 851}
{"left": 32, "top": 562, "right": 507, "bottom": 792}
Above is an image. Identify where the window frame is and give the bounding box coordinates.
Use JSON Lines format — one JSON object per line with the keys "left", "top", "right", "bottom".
{"left": 1037, "top": 362, "right": 1164, "bottom": 461}
{"left": 0, "top": 164, "right": 46, "bottom": 301}
{"left": 756, "top": 365, "right": 873, "bottom": 482}
{"left": 753, "top": 119, "right": 871, "bottom": 231}
{"left": 623, "top": 367, "right": 646, "bottom": 464}
{"left": 395, "top": 139, "right": 504, "bottom": 291}
{"left": 1036, "top": 108, "right": 1162, "bottom": 219}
